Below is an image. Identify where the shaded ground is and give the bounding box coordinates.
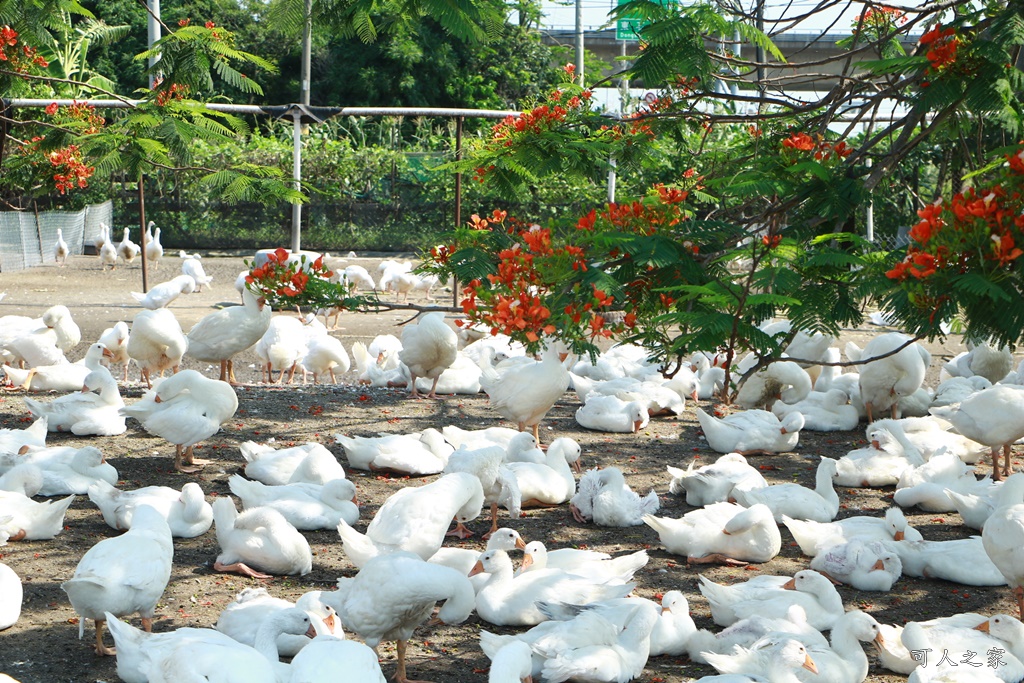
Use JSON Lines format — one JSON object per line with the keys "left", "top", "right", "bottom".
{"left": 0, "top": 254, "right": 1017, "bottom": 683}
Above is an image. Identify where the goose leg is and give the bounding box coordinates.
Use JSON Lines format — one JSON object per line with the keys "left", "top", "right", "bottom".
{"left": 213, "top": 560, "right": 272, "bottom": 579}
{"left": 481, "top": 503, "right": 500, "bottom": 539}
{"left": 686, "top": 553, "right": 749, "bottom": 566}
{"left": 1015, "top": 586, "right": 1024, "bottom": 620}
{"left": 393, "top": 639, "right": 430, "bottom": 683}
{"left": 409, "top": 373, "right": 421, "bottom": 399}
{"left": 570, "top": 502, "right": 588, "bottom": 524}
{"left": 865, "top": 402, "right": 874, "bottom": 424}
{"left": 218, "top": 360, "right": 228, "bottom": 382}
{"left": 992, "top": 446, "right": 1003, "bottom": 482}
{"left": 1003, "top": 443, "right": 1013, "bottom": 478}
{"left": 445, "top": 518, "right": 474, "bottom": 538}
{"left": 94, "top": 619, "right": 116, "bottom": 656}
{"left": 228, "top": 360, "right": 239, "bottom": 385}
{"left": 425, "top": 376, "right": 441, "bottom": 400}
{"left": 180, "top": 445, "right": 208, "bottom": 473}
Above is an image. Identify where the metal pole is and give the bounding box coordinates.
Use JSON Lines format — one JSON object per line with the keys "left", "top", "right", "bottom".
{"left": 865, "top": 158, "right": 874, "bottom": 242}
{"left": 575, "top": 0, "right": 585, "bottom": 84}
{"left": 453, "top": 116, "right": 463, "bottom": 308}
{"left": 607, "top": 157, "right": 616, "bottom": 203}
{"left": 138, "top": 176, "right": 149, "bottom": 292}
{"left": 731, "top": 27, "right": 741, "bottom": 97}
{"left": 291, "top": 112, "right": 302, "bottom": 253}
{"left": 755, "top": 0, "right": 766, "bottom": 107}
{"left": 147, "top": 0, "right": 161, "bottom": 89}
{"left": 301, "top": 0, "right": 312, "bottom": 107}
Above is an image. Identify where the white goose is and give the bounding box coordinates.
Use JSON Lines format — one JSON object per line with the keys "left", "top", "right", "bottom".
{"left": 255, "top": 315, "right": 308, "bottom": 384}
{"left": 732, "top": 457, "right": 840, "bottom": 523}
{"left": 575, "top": 394, "right": 651, "bottom": 433}
{"left": 240, "top": 441, "right": 345, "bottom": 485}
{"left": 644, "top": 502, "right": 781, "bottom": 565}
{"left": 397, "top": 311, "right": 458, "bottom": 398}
{"left": 0, "top": 562, "right": 21, "bottom": 630}
{"left": 470, "top": 548, "right": 634, "bottom": 626}
{"left": 981, "top": 473, "right": 1024, "bottom": 618}
{"left": 54, "top": 228, "right": 70, "bottom": 266}
{"left": 931, "top": 384, "right": 1024, "bottom": 480}
{"left": 443, "top": 444, "right": 521, "bottom": 537}
{"left": 694, "top": 637, "right": 819, "bottom": 682}
{"left": 857, "top": 332, "right": 930, "bottom": 422}
{"left": 783, "top": 506, "right": 923, "bottom": 557}
{"left": 772, "top": 388, "right": 859, "bottom": 432}
{"left": 506, "top": 436, "right": 581, "bottom": 506}
{"left": 228, "top": 474, "right": 358, "bottom": 530}
{"left": 569, "top": 466, "right": 659, "bottom": 526}
{"left": 145, "top": 222, "right": 163, "bottom": 269}
{"left": 215, "top": 587, "right": 340, "bottom": 657}
{"left": 698, "top": 569, "right": 844, "bottom": 630}
{"left": 87, "top": 479, "right": 213, "bottom": 538}
{"left": 667, "top": 453, "right": 767, "bottom": 507}
{"left": 834, "top": 426, "right": 922, "bottom": 488}
{"left": 480, "top": 343, "right": 571, "bottom": 445}
{"left": 2, "top": 340, "right": 109, "bottom": 392}
{"left": 322, "top": 551, "right": 475, "bottom": 683}
{"left": 186, "top": 288, "right": 272, "bottom": 384}
{"left": 120, "top": 369, "right": 238, "bottom": 473}
{"left": 335, "top": 472, "right": 484, "bottom": 568}
{"left": 0, "top": 487, "right": 75, "bottom": 540}
{"left": 894, "top": 536, "right": 1008, "bottom": 586}
{"left": 335, "top": 428, "right": 452, "bottom": 475}
{"left": 61, "top": 505, "right": 173, "bottom": 656}
{"left": 126, "top": 308, "right": 188, "bottom": 387}
{"left": 686, "top": 604, "right": 828, "bottom": 664}
{"left": 98, "top": 321, "right": 131, "bottom": 382}
{"left": 809, "top": 539, "right": 902, "bottom": 590}
{"left": 23, "top": 365, "right": 125, "bottom": 436}
{"left": 24, "top": 445, "right": 117, "bottom": 496}
{"left": 518, "top": 541, "right": 648, "bottom": 582}
{"left": 117, "top": 227, "right": 140, "bottom": 266}
{"left": 180, "top": 250, "right": 213, "bottom": 291}
{"left": 696, "top": 407, "right": 804, "bottom": 454}
{"left": 893, "top": 452, "right": 995, "bottom": 512}
{"left": 130, "top": 274, "right": 195, "bottom": 310}
{"left": 212, "top": 496, "right": 312, "bottom": 578}
{"left": 735, "top": 360, "right": 813, "bottom": 410}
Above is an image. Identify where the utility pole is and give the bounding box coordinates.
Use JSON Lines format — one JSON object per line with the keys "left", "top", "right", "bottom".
{"left": 575, "top": 0, "right": 584, "bottom": 84}
{"left": 147, "top": 0, "right": 161, "bottom": 88}
{"left": 291, "top": 0, "right": 312, "bottom": 253}
{"left": 755, "top": 0, "right": 766, "bottom": 107}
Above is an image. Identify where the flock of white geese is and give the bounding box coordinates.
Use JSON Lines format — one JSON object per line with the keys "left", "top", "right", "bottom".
{"left": 2, "top": 254, "right": 1024, "bottom": 683}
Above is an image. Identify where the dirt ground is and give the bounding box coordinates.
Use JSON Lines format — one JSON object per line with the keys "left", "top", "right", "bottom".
{"left": 0, "top": 253, "right": 1018, "bottom": 683}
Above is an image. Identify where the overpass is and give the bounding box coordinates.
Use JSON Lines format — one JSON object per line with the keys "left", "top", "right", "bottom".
{"left": 539, "top": 28, "right": 920, "bottom": 90}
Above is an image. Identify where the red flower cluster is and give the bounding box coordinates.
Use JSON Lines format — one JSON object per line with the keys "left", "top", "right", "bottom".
{"left": 887, "top": 146, "right": 1024, "bottom": 284}
{"left": 155, "top": 82, "right": 189, "bottom": 106}
{"left": 47, "top": 145, "right": 94, "bottom": 194}
{"left": 920, "top": 25, "right": 959, "bottom": 73}
{"left": 0, "top": 25, "right": 49, "bottom": 72}
{"left": 781, "top": 132, "right": 854, "bottom": 165}
{"left": 859, "top": 5, "right": 905, "bottom": 29}
{"left": 490, "top": 89, "right": 591, "bottom": 145}
{"left": 245, "top": 248, "right": 342, "bottom": 311}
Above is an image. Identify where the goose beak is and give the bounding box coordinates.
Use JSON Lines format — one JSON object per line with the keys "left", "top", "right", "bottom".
{"left": 691, "top": 389, "right": 699, "bottom": 402}
{"left": 81, "top": 385, "right": 90, "bottom": 393}
{"left": 351, "top": 494, "right": 360, "bottom": 507}
{"left": 468, "top": 561, "right": 484, "bottom": 577}
{"left": 874, "top": 632, "right": 886, "bottom": 646}
{"left": 18, "top": 445, "right": 30, "bottom": 455}
{"left": 154, "top": 395, "right": 163, "bottom": 403}
{"left": 102, "top": 348, "right": 115, "bottom": 359}
{"left": 632, "top": 420, "right": 644, "bottom": 433}
{"left": 558, "top": 352, "right": 569, "bottom": 362}
{"left": 893, "top": 531, "right": 904, "bottom": 541}
{"left": 803, "top": 654, "right": 818, "bottom": 674}
{"left": 572, "top": 458, "right": 583, "bottom": 474}
{"left": 871, "top": 559, "right": 885, "bottom": 571}
{"left": 304, "top": 624, "right": 317, "bottom": 639}
{"left": 522, "top": 676, "right": 533, "bottom": 683}
{"left": 780, "top": 427, "right": 789, "bottom": 435}
{"left": 323, "top": 613, "right": 337, "bottom": 633}
{"left": 782, "top": 578, "right": 797, "bottom": 590}
{"left": 871, "top": 439, "right": 881, "bottom": 449}
{"left": 520, "top": 554, "right": 534, "bottom": 571}
{"left": 257, "top": 297, "right": 267, "bottom": 310}
{"left": 975, "top": 621, "right": 990, "bottom": 632}
{"left": 515, "top": 537, "right": 527, "bottom": 550}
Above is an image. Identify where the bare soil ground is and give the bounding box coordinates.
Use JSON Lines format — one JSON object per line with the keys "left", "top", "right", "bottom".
{"left": 0, "top": 253, "right": 1018, "bottom": 683}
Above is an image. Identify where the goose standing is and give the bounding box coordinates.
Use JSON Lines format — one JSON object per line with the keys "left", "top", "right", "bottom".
{"left": 930, "top": 385, "right": 1024, "bottom": 480}
{"left": 119, "top": 369, "right": 238, "bottom": 473}
{"left": 186, "top": 288, "right": 272, "bottom": 384}
{"left": 481, "top": 342, "right": 571, "bottom": 445}
{"left": 54, "top": 228, "right": 70, "bottom": 266}
{"left": 397, "top": 311, "right": 458, "bottom": 399}
{"left": 117, "top": 227, "right": 140, "bottom": 266}
{"left": 98, "top": 321, "right": 131, "bottom": 382}
{"left": 99, "top": 226, "right": 118, "bottom": 270}
{"left": 443, "top": 444, "right": 521, "bottom": 538}
{"left": 982, "top": 473, "right": 1024, "bottom": 617}
{"left": 61, "top": 505, "right": 173, "bottom": 655}
{"left": 145, "top": 222, "right": 163, "bottom": 270}
{"left": 322, "top": 552, "right": 475, "bottom": 683}
{"left": 126, "top": 308, "right": 188, "bottom": 388}
{"left": 858, "top": 332, "right": 931, "bottom": 422}
{"left": 180, "top": 250, "right": 214, "bottom": 291}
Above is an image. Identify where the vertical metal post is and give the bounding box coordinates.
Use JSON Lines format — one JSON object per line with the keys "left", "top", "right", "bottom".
{"left": 453, "top": 116, "right": 463, "bottom": 308}
{"left": 301, "top": 0, "right": 312, "bottom": 107}
{"left": 147, "top": 0, "right": 161, "bottom": 88}
{"left": 755, "top": 1, "right": 766, "bottom": 106}
{"left": 291, "top": 112, "right": 302, "bottom": 253}
{"left": 731, "top": 27, "right": 741, "bottom": 97}
{"left": 138, "top": 176, "right": 149, "bottom": 292}
{"left": 575, "top": 0, "right": 585, "bottom": 84}
{"left": 865, "top": 156, "right": 874, "bottom": 242}
{"left": 607, "top": 157, "right": 617, "bottom": 203}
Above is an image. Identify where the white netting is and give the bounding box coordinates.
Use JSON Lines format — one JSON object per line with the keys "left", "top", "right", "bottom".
{"left": 0, "top": 201, "right": 113, "bottom": 271}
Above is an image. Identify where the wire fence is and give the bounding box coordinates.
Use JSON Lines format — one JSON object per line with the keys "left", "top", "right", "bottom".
{"left": 0, "top": 201, "right": 112, "bottom": 272}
